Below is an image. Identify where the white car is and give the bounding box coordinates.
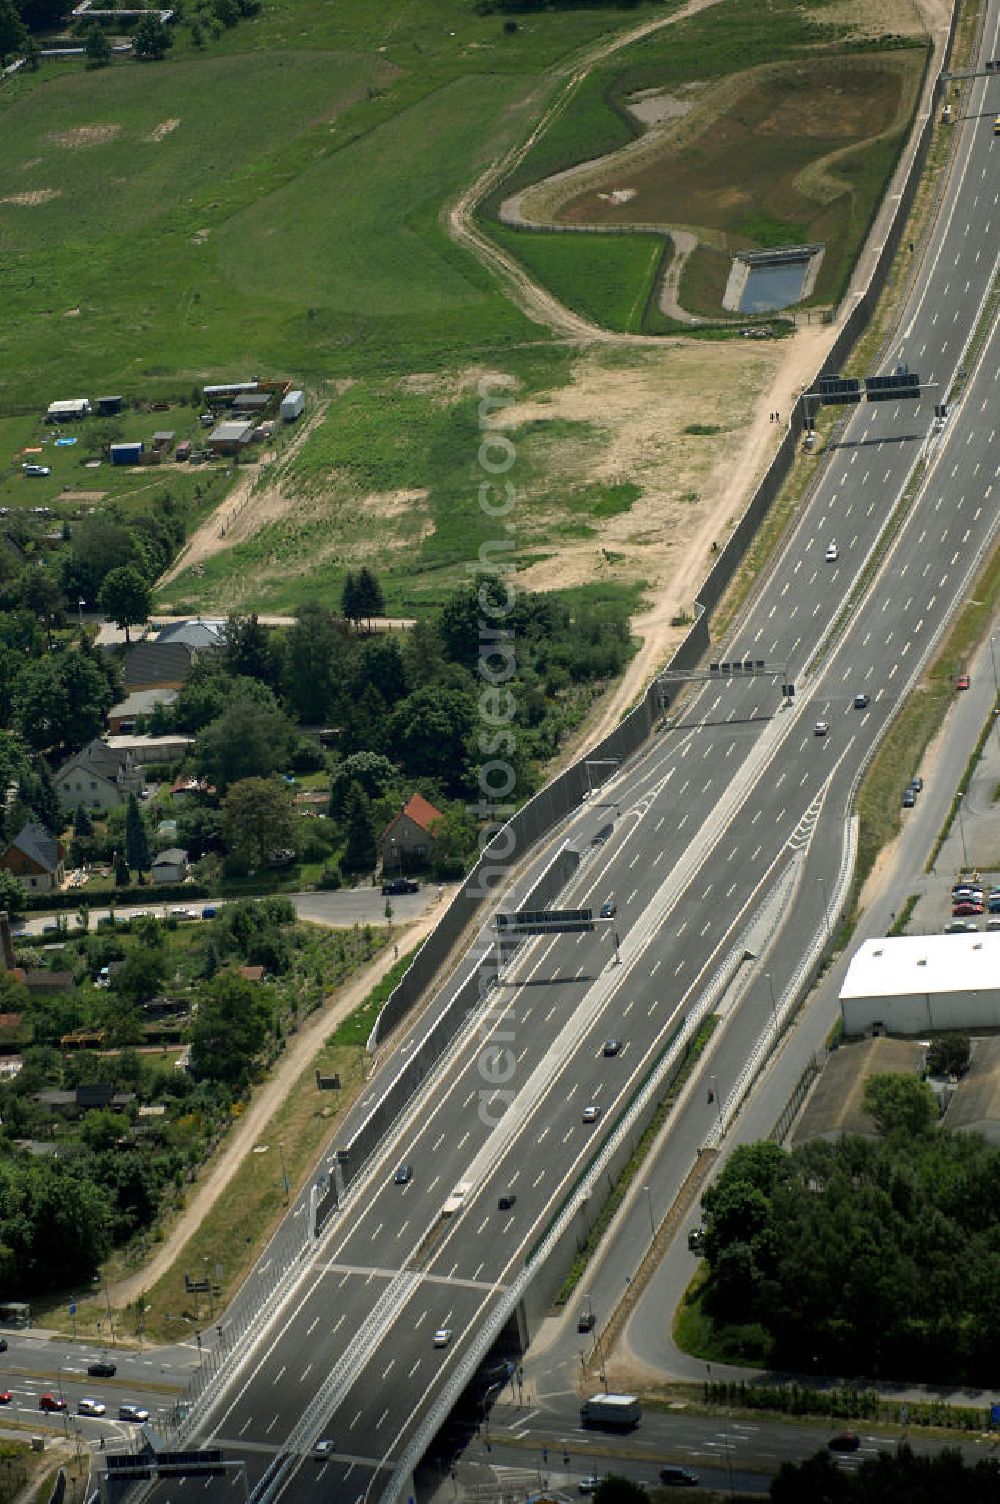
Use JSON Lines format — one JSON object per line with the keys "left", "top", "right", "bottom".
{"left": 78, "top": 1398, "right": 106, "bottom": 1416}
{"left": 582, "top": 1104, "right": 602, "bottom": 1123}
{"left": 22, "top": 463, "right": 51, "bottom": 477}
{"left": 825, "top": 542, "right": 838, "bottom": 562}
{"left": 170, "top": 907, "right": 196, "bottom": 919}
{"left": 314, "top": 1440, "right": 334, "bottom": 1457}
{"left": 814, "top": 721, "right": 829, "bottom": 736}
{"left": 433, "top": 1328, "right": 452, "bottom": 1348}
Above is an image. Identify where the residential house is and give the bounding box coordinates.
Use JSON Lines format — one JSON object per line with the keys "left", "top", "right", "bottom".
{"left": 122, "top": 640, "right": 199, "bottom": 692}
{"left": 154, "top": 618, "right": 225, "bottom": 651}
{"left": 107, "top": 688, "right": 177, "bottom": 733}
{"left": 207, "top": 420, "right": 254, "bottom": 455}
{"left": 378, "top": 793, "right": 444, "bottom": 869}
{"left": 105, "top": 732, "right": 194, "bottom": 766}
{"left": 151, "top": 847, "right": 188, "bottom": 885}
{"left": 25, "top": 971, "right": 75, "bottom": 997}
{"left": 55, "top": 738, "right": 144, "bottom": 813}
{"left": 0, "top": 820, "right": 65, "bottom": 894}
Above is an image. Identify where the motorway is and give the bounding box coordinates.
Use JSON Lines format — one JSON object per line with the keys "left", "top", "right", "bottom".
{"left": 127, "top": 13, "right": 1000, "bottom": 1503}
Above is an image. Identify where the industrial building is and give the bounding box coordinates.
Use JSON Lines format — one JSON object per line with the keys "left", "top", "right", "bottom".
{"left": 840, "top": 934, "right": 1000, "bottom": 1035}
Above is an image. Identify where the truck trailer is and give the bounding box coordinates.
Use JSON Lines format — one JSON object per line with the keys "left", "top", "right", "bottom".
{"left": 580, "top": 1393, "right": 641, "bottom": 1430}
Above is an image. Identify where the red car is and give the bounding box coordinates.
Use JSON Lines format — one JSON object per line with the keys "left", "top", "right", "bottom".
{"left": 953, "top": 902, "right": 983, "bottom": 917}
{"left": 956, "top": 673, "right": 970, "bottom": 690}
{"left": 0, "top": 1391, "right": 11, "bottom": 1405}
{"left": 38, "top": 1394, "right": 66, "bottom": 1412}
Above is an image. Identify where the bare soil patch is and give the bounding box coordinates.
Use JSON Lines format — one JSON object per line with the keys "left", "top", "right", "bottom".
{"left": 626, "top": 88, "right": 695, "bottom": 127}
{"left": 147, "top": 117, "right": 181, "bottom": 142}
{"left": 0, "top": 188, "right": 61, "bottom": 206}
{"left": 47, "top": 123, "right": 121, "bottom": 148}
{"left": 59, "top": 490, "right": 107, "bottom": 502}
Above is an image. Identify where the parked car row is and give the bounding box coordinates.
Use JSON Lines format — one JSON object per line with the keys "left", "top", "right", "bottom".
{"left": 901, "top": 774, "right": 923, "bottom": 808}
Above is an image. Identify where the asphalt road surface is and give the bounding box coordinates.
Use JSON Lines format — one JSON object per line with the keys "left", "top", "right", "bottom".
{"left": 107, "top": 14, "right": 1000, "bottom": 1503}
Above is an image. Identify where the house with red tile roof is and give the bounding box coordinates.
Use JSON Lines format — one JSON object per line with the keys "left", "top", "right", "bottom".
{"left": 378, "top": 793, "right": 444, "bottom": 868}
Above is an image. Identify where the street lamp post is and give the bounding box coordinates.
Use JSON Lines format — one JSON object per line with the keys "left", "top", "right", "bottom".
{"left": 817, "top": 875, "right": 831, "bottom": 943}
{"left": 77, "top": 598, "right": 85, "bottom": 630}
{"left": 956, "top": 790, "right": 969, "bottom": 871}
{"left": 278, "top": 1141, "right": 290, "bottom": 1205}
{"left": 764, "top": 971, "right": 778, "bottom": 1030}
{"left": 708, "top": 1074, "right": 724, "bottom": 1132}
{"left": 643, "top": 1185, "right": 656, "bottom": 1244}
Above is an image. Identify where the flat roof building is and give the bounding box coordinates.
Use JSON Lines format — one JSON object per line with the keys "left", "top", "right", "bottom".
{"left": 840, "top": 934, "right": 1000, "bottom": 1036}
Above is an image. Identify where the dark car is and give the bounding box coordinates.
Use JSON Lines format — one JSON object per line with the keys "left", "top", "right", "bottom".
{"left": 687, "top": 1227, "right": 704, "bottom": 1252}
{"left": 498, "top": 1193, "right": 517, "bottom": 1211}
{"left": 393, "top": 1164, "right": 413, "bottom": 1185}
{"left": 910, "top": 776, "right": 923, "bottom": 793}
{"left": 599, "top": 898, "right": 617, "bottom": 918}
{"left": 660, "top": 1465, "right": 700, "bottom": 1485}
{"left": 381, "top": 878, "right": 419, "bottom": 896}
{"left": 202, "top": 906, "right": 217, "bottom": 919}
{"left": 853, "top": 693, "right": 870, "bottom": 709}
{"left": 577, "top": 1309, "right": 596, "bottom": 1333}
{"left": 902, "top": 789, "right": 916, "bottom": 808}
{"left": 0, "top": 1338, "right": 6, "bottom": 1353}
{"left": 87, "top": 1360, "right": 116, "bottom": 1378}
{"left": 603, "top": 1039, "right": 622, "bottom": 1057}
{"left": 828, "top": 1431, "right": 860, "bottom": 1452}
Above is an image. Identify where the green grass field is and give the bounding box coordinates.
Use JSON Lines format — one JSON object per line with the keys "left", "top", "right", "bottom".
{"left": 490, "top": 226, "right": 669, "bottom": 332}
{"left": 0, "top": 0, "right": 665, "bottom": 409}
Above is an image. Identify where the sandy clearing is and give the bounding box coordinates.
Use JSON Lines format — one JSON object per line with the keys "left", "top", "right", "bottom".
{"left": 48, "top": 123, "right": 121, "bottom": 148}
{"left": 1, "top": 188, "right": 61, "bottom": 206}
{"left": 157, "top": 400, "right": 330, "bottom": 588}
{"left": 147, "top": 117, "right": 181, "bottom": 142}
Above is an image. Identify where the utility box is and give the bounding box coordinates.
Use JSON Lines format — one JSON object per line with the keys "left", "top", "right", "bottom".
{"left": 280, "top": 389, "right": 305, "bottom": 422}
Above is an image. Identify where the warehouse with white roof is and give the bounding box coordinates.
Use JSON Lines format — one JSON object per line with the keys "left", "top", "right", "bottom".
{"left": 840, "top": 934, "right": 1000, "bottom": 1035}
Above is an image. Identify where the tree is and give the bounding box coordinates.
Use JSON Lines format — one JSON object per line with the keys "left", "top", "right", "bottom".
{"left": 223, "top": 613, "right": 278, "bottom": 688}
{"left": 114, "top": 852, "right": 130, "bottom": 887}
{"left": 132, "top": 11, "right": 172, "bottom": 59}
{"left": 13, "top": 658, "right": 68, "bottom": 752}
{"left": 342, "top": 780, "right": 377, "bottom": 873}
{"left": 111, "top": 948, "right": 165, "bottom": 1006}
{"left": 282, "top": 604, "right": 345, "bottom": 722}
{"left": 341, "top": 571, "right": 362, "bottom": 629}
{"left": 124, "top": 793, "right": 151, "bottom": 875}
{"left": 196, "top": 700, "right": 296, "bottom": 792}
{"left": 0, "top": 0, "right": 27, "bottom": 66}
{"left": 328, "top": 752, "right": 397, "bottom": 818}
{"left": 84, "top": 19, "right": 111, "bottom": 66}
{"left": 222, "top": 778, "right": 295, "bottom": 872}
{"left": 80, "top": 1109, "right": 130, "bottom": 1153}
{"left": 387, "top": 685, "right": 475, "bottom": 793}
{"left": 190, "top": 972, "right": 272, "bottom": 1089}
{"left": 862, "top": 1073, "right": 938, "bottom": 1138}
{"left": 18, "top": 567, "right": 66, "bottom": 646}
{"left": 926, "top": 1034, "right": 970, "bottom": 1078}
{"left": 73, "top": 803, "right": 94, "bottom": 838}
{"left": 0, "top": 870, "right": 26, "bottom": 919}
{"left": 354, "top": 566, "right": 385, "bottom": 629}
{"left": 98, "top": 566, "right": 151, "bottom": 645}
